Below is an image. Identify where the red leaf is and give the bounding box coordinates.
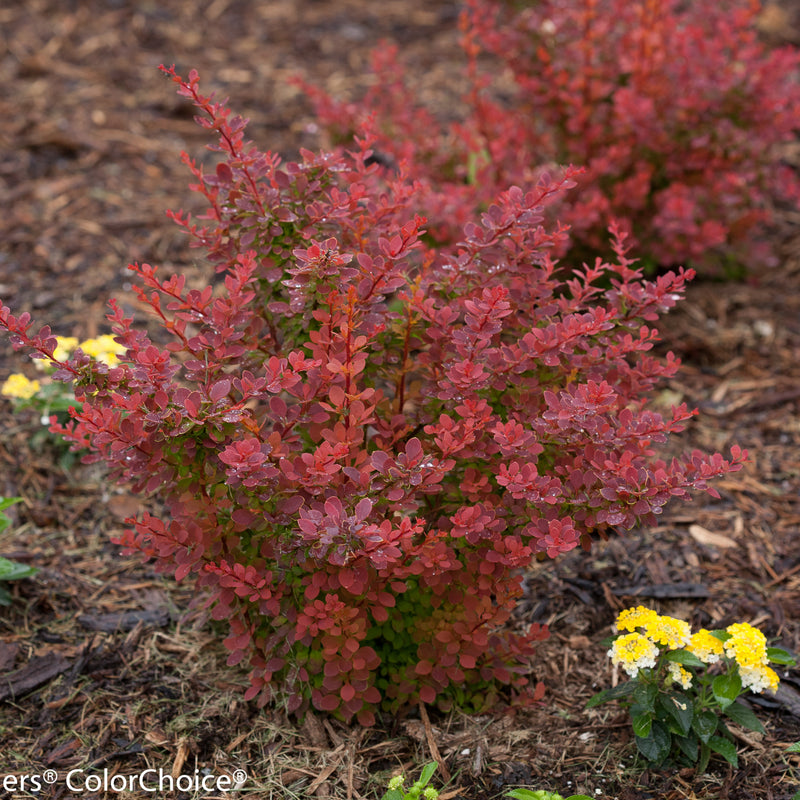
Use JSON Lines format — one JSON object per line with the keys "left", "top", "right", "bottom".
{"left": 459, "top": 653, "right": 477, "bottom": 669}
{"left": 209, "top": 378, "right": 231, "bottom": 402}
{"left": 419, "top": 685, "right": 436, "bottom": 704}
{"left": 183, "top": 391, "right": 202, "bottom": 418}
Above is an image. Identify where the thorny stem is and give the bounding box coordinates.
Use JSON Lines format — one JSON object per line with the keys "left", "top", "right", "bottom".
{"left": 168, "top": 67, "right": 269, "bottom": 222}
{"left": 395, "top": 304, "right": 415, "bottom": 416}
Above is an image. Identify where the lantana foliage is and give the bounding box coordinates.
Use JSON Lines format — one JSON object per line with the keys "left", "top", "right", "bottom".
{"left": 0, "top": 67, "right": 745, "bottom": 725}
{"left": 301, "top": 0, "right": 800, "bottom": 274}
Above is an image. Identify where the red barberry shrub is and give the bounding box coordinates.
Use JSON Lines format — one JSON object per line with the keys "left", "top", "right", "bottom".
{"left": 0, "top": 67, "right": 746, "bottom": 725}
{"left": 301, "top": 0, "right": 800, "bottom": 274}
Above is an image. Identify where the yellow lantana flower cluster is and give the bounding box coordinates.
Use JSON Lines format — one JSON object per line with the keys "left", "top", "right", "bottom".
{"left": 687, "top": 628, "right": 725, "bottom": 664}
{"left": 609, "top": 631, "right": 660, "bottom": 677}
{"left": 610, "top": 606, "right": 689, "bottom": 680}
{"left": 3, "top": 334, "right": 126, "bottom": 411}
{"left": 51, "top": 336, "right": 79, "bottom": 362}
{"left": 616, "top": 605, "right": 659, "bottom": 632}
{"left": 1, "top": 373, "right": 41, "bottom": 400}
{"left": 614, "top": 605, "right": 691, "bottom": 649}
{"left": 724, "top": 622, "right": 780, "bottom": 694}
{"left": 643, "top": 614, "right": 691, "bottom": 649}
{"left": 609, "top": 607, "right": 782, "bottom": 694}
{"left": 76, "top": 335, "right": 126, "bottom": 366}
{"left": 667, "top": 661, "right": 693, "bottom": 690}
{"left": 41, "top": 334, "right": 125, "bottom": 367}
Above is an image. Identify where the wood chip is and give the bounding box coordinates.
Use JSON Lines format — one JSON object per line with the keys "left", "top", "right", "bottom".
{"left": 306, "top": 743, "right": 346, "bottom": 794}
{"left": 418, "top": 702, "right": 450, "bottom": 782}
{"left": 302, "top": 711, "right": 329, "bottom": 749}
{"left": 0, "top": 653, "right": 70, "bottom": 701}
{"left": 77, "top": 609, "right": 170, "bottom": 632}
{"left": 688, "top": 524, "right": 737, "bottom": 549}
{"left": 612, "top": 582, "right": 710, "bottom": 599}
{"left": 171, "top": 736, "right": 190, "bottom": 779}
{"left": 775, "top": 682, "right": 800, "bottom": 718}
{"left": 0, "top": 642, "right": 20, "bottom": 672}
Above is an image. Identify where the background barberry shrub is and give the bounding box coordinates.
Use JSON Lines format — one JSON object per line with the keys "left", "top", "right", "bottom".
{"left": 0, "top": 67, "right": 746, "bottom": 726}
{"left": 301, "top": 0, "right": 800, "bottom": 275}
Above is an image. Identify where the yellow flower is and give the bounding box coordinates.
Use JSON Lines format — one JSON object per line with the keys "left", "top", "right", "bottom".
{"left": 53, "top": 336, "right": 79, "bottom": 361}
{"left": 725, "top": 622, "right": 768, "bottom": 670}
{"left": 616, "top": 606, "right": 659, "bottom": 633}
{"left": 79, "top": 335, "right": 125, "bottom": 366}
{"left": 609, "top": 632, "right": 660, "bottom": 677}
{"left": 739, "top": 664, "right": 779, "bottom": 694}
{"left": 1, "top": 373, "right": 41, "bottom": 400}
{"left": 644, "top": 614, "right": 692, "bottom": 649}
{"left": 687, "top": 629, "right": 725, "bottom": 664}
{"left": 667, "top": 661, "right": 693, "bottom": 689}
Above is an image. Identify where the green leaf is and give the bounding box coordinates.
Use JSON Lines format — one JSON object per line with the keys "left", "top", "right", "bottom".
{"left": 0, "top": 585, "right": 11, "bottom": 606}
{"left": 382, "top": 791, "right": 404, "bottom": 800}
{"left": 692, "top": 709, "right": 719, "bottom": 743}
{"left": 632, "top": 712, "right": 653, "bottom": 738}
{"left": 0, "top": 557, "right": 37, "bottom": 582}
{"left": 564, "top": 796, "right": 592, "bottom": 800}
{"left": 674, "top": 732, "right": 699, "bottom": 763}
{"left": 585, "top": 681, "right": 636, "bottom": 708}
{"left": 417, "top": 762, "right": 438, "bottom": 787}
{"left": 767, "top": 647, "right": 797, "bottom": 666}
{"left": 635, "top": 720, "right": 671, "bottom": 764}
{"left": 0, "top": 497, "right": 22, "bottom": 531}
{"left": 633, "top": 682, "right": 658, "bottom": 713}
{"left": 712, "top": 672, "right": 742, "bottom": 709}
{"left": 657, "top": 692, "right": 693, "bottom": 736}
{"left": 465, "top": 148, "right": 490, "bottom": 186}
{"left": 709, "top": 630, "right": 731, "bottom": 643}
{"left": 723, "top": 700, "right": 765, "bottom": 733}
{"left": 786, "top": 742, "right": 800, "bottom": 754}
{"left": 698, "top": 742, "right": 711, "bottom": 774}
{"left": 708, "top": 735, "right": 738, "bottom": 768}
{"left": 0, "top": 496, "right": 22, "bottom": 513}
{"left": 664, "top": 649, "right": 705, "bottom": 669}
{"left": 664, "top": 718, "right": 683, "bottom": 737}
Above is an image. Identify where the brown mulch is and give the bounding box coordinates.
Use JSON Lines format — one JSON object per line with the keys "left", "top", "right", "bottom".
{"left": 1, "top": 2, "right": 800, "bottom": 799}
